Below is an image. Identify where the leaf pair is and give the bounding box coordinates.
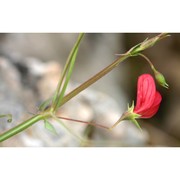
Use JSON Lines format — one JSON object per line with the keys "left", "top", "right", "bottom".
{"left": 42, "top": 33, "right": 85, "bottom": 135}
{"left": 39, "top": 33, "right": 84, "bottom": 112}
{"left": 52, "top": 33, "right": 84, "bottom": 111}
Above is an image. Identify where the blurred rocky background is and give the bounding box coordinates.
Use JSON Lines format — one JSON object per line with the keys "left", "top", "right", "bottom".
{"left": 0, "top": 33, "right": 179, "bottom": 147}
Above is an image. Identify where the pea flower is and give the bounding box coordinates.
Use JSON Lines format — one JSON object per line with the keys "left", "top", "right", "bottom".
{"left": 133, "top": 74, "right": 162, "bottom": 118}
{"left": 110, "top": 74, "right": 162, "bottom": 130}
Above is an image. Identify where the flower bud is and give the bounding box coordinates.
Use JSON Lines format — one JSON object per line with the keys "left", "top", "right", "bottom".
{"left": 154, "top": 70, "right": 169, "bottom": 89}
{"left": 129, "top": 33, "right": 169, "bottom": 56}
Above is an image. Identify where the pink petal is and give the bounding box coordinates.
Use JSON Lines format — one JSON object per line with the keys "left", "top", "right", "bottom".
{"left": 140, "top": 91, "right": 162, "bottom": 118}
{"left": 134, "top": 74, "right": 156, "bottom": 114}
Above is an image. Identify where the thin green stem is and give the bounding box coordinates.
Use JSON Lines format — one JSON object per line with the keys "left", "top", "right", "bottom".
{"left": 139, "top": 53, "right": 155, "bottom": 70}
{"left": 139, "top": 53, "right": 169, "bottom": 89}
{"left": 0, "top": 114, "right": 48, "bottom": 142}
{"left": 109, "top": 114, "right": 126, "bottom": 130}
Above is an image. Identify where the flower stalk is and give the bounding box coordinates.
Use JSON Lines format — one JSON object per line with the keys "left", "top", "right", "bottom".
{"left": 139, "top": 53, "right": 169, "bottom": 88}
{"left": 59, "top": 116, "right": 109, "bottom": 130}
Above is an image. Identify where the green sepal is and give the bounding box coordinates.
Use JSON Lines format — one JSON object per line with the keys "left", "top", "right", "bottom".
{"left": 128, "top": 43, "right": 142, "bottom": 56}
{"left": 128, "top": 38, "right": 149, "bottom": 56}
{"left": 130, "top": 119, "right": 142, "bottom": 132}
{"left": 128, "top": 33, "right": 169, "bottom": 56}
{"left": 44, "top": 119, "right": 58, "bottom": 135}
{"left": 127, "top": 102, "right": 142, "bottom": 131}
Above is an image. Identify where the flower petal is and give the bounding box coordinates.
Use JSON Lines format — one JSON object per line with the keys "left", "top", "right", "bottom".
{"left": 134, "top": 74, "right": 156, "bottom": 113}
{"left": 140, "top": 91, "right": 162, "bottom": 118}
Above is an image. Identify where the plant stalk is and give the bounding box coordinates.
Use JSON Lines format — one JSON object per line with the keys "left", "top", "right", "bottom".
{"left": 0, "top": 114, "right": 49, "bottom": 142}
{"left": 59, "top": 54, "right": 128, "bottom": 107}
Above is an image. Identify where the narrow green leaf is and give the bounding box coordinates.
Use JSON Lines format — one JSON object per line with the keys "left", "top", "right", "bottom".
{"left": 55, "top": 46, "right": 79, "bottom": 108}
{"left": 44, "top": 119, "right": 58, "bottom": 135}
{"left": 53, "top": 33, "right": 84, "bottom": 110}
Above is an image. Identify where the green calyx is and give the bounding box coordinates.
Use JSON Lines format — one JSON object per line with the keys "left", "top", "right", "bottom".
{"left": 110, "top": 102, "right": 142, "bottom": 131}
{"left": 128, "top": 33, "right": 169, "bottom": 57}
{"left": 126, "top": 102, "right": 142, "bottom": 131}
{"left": 153, "top": 69, "right": 169, "bottom": 89}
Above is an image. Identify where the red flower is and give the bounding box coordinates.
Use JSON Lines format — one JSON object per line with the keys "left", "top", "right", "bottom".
{"left": 133, "top": 74, "right": 162, "bottom": 118}
{"left": 110, "top": 74, "right": 163, "bottom": 130}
